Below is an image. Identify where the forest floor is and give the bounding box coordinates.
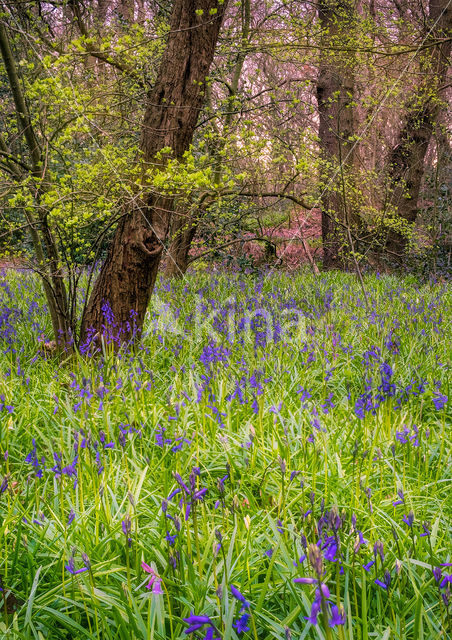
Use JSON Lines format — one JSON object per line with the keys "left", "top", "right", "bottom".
{"left": 0, "top": 267, "right": 450, "bottom": 639}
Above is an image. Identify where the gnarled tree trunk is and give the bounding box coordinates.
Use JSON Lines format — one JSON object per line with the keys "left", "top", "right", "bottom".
{"left": 80, "top": 0, "right": 227, "bottom": 346}
{"left": 385, "top": 0, "right": 452, "bottom": 257}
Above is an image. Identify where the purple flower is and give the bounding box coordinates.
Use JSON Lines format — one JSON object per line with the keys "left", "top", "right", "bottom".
{"left": 354, "top": 530, "right": 368, "bottom": 553}
{"left": 296, "top": 572, "right": 333, "bottom": 627}
{"left": 165, "top": 531, "right": 177, "bottom": 546}
{"left": 440, "top": 574, "right": 452, "bottom": 589}
{"left": 233, "top": 613, "right": 250, "bottom": 634}
{"left": 396, "top": 427, "right": 410, "bottom": 444}
{"left": 402, "top": 511, "right": 414, "bottom": 528}
{"left": 305, "top": 599, "right": 321, "bottom": 625}
{"left": 65, "top": 555, "right": 88, "bottom": 576}
{"left": 0, "top": 476, "right": 8, "bottom": 493}
{"left": 373, "top": 541, "right": 384, "bottom": 562}
{"left": 329, "top": 604, "right": 346, "bottom": 626}
{"left": 183, "top": 613, "right": 219, "bottom": 639}
{"left": 375, "top": 570, "right": 391, "bottom": 590}
{"left": 122, "top": 516, "right": 131, "bottom": 536}
{"left": 294, "top": 576, "right": 317, "bottom": 585}
{"left": 433, "top": 393, "right": 447, "bottom": 410}
{"left": 183, "top": 614, "right": 212, "bottom": 632}
{"left": 308, "top": 543, "right": 324, "bottom": 577}
{"left": 169, "top": 469, "right": 208, "bottom": 521}
{"left": 392, "top": 489, "right": 404, "bottom": 506}
{"left": 142, "top": 561, "right": 163, "bottom": 594}
{"left": 122, "top": 515, "right": 132, "bottom": 546}
{"left": 231, "top": 584, "right": 250, "bottom": 611}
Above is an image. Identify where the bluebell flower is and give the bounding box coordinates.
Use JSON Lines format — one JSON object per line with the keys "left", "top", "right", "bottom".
{"left": 183, "top": 613, "right": 219, "bottom": 639}
{"left": 231, "top": 584, "right": 250, "bottom": 611}
{"left": 393, "top": 489, "right": 404, "bottom": 506}
{"left": 233, "top": 613, "right": 250, "bottom": 634}
{"left": 122, "top": 515, "right": 132, "bottom": 546}
{"left": 373, "top": 540, "right": 384, "bottom": 562}
{"left": 354, "top": 530, "right": 368, "bottom": 553}
{"left": 433, "top": 393, "right": 447, "bottom": 410}
{"left": 375, "top": 570, "right": 391, "bottom": 590}
{"left": 142, "top": 562, "right": 163, "bottom": 594}
{"left": 305, "top": 598, "right": 321, "bottom": 625}
{"left": 65, "top": 555, "right": 88, "bottom": 576}
{"left": 329, "top": 604, "right": 346, "bottom": 626}
{"left": 293, "top": 576, "right": 318, "bottom": 584}
{"left": 0, "top": 476, "right": 8, "bottom": 493}
{"left": 440, "top": 574, "right": 452, "bottom": 589}
{"left": 168, "top": 469, "right": 208, "bottom": 520}
{"left": 402, "top": 511, "right": 414, "bottom": 528}
{"left": 165, "top": 531, "right": 177, "bottom": 546}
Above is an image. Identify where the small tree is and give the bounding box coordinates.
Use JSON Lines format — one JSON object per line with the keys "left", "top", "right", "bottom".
{"left": 80, "top": 0, "right": 228, "bottom": 345}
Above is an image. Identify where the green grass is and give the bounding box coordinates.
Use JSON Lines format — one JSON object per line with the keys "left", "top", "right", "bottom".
{"left": 0, "top": 268, "right": 450, "bottom": 639}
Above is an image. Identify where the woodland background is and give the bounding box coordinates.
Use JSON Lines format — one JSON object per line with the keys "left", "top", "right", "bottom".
{"left": 0, "top": 0, "right": 451, "bottom": 345}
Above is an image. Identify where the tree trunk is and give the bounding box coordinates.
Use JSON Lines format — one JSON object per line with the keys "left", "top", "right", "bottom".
{"left": 385, "top": 0, "right": 452, "bottom": 257}
{"left": 80, "top": 0, "right": 228, "bottom": 346}
{"left": 317, "top": 0, "right": 356, "bottom": 270}
{"left": 164, "top": 209, "right": 197, "bottom": 278}
{"left": 165, "top": 0, "right": 250, "bottom": 278}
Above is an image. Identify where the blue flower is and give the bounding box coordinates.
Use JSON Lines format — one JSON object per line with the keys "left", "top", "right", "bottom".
{"left": 165, "top": 531, "right": 177, "bottom": 546}
{"left": 169, "top": 469, "right": 208, "bottom": 521}
{"left": 402, "top": 511, "right": 414, "bottom": 528}
{"left": 65, "top": 555, "right": 88, "bottom": 576}
{"left": 183, "top": 613, "right": 219, "bottom": 639}
{"left": 305, "top": 599, "right": 321, "bottom": 625}
{"left": 0, "top": 476, "right": 8, "bottom": 493}
{"left": 329, "top": 604, "right": 346, "bottom": 626}
{"left": 233, "top": 613, "right": 250, "bottom": 634}
{"left": 375, "top": 570, "right": 391, "bottom": 590}
{"left": 231, "top": 584, "right": 250, "bottom": 611}
{"left": 433, "top": 393, "right": 447, "bottom": 410}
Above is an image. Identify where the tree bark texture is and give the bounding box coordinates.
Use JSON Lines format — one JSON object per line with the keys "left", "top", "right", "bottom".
{"left": 164, "top": 209, "right": 198, "bottom": 278}
{"left": 80, "top": 0, "right": 227, "bottom": 346}
{"left": 164, "top": 0, "right": 250, "bottom": 278}
{"left": 385, "top": 0, "right": 452, "bottom": 257}
{"left": 317, "top": 0, "right": 356, "bottom": 270}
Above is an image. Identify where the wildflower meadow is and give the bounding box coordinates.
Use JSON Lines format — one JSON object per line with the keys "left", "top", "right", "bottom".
{"left": 0, "top": 268, "right": 450, "bottom": 639}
